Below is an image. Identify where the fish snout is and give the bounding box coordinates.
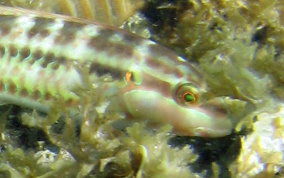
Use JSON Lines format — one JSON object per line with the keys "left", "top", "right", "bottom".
{"left": 122, "top": 89, "right": 233, "bottom": 137}
{"left": 191, "top": 97, "right": 233, "bottom": 137}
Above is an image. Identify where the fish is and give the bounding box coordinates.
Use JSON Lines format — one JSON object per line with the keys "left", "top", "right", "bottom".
{"left": 0, "top": 5, "right": 232, "bottom": 137}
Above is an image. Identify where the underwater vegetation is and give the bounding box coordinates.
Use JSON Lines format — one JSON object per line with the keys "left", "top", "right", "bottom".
{"left": 0, "top": 1, "right": 221, "bottom": 178}
{"left": 0, "top": 0, "right": 283, "bottom": 177}
{"left": 141, "top": 0, "right": 284, "bottom": 177}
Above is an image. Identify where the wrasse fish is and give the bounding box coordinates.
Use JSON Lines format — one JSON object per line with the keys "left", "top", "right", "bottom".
{"left": 0, "top": 6, "right": 232, "bottom": 137}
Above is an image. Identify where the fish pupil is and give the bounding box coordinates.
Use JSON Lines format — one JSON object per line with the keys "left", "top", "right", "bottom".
{"left": 184, "top": 93, "right": 194, "bottom": 102}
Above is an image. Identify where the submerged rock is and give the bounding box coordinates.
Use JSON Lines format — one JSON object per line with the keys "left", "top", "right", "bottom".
{"left": 230, "top": 104, "right": 284, "bottom": 177}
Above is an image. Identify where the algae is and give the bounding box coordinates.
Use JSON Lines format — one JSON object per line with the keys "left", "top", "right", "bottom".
{"left": 0, "top": 0, "right": 284, "bottom": 177}
{"left": 137, "top": 0, "right": 284, "bottom": 176}
{"left": 0, "top": 73, "right": 199, "bottom": 177}
{"left": 143, "top": 0, "right": 284, "bottom": 104}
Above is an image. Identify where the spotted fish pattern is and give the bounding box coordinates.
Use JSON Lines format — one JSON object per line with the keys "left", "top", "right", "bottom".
{"left": 0, "top": 6, "right": 232, "bottom": 137}
{"left": 0, "top": 8, "right": 196, "bottom": 108}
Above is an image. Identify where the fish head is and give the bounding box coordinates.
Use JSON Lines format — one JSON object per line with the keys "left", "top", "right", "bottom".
{"left": 122, "top": 81, "right": 233, "bottom": 137}
{"left": 121, "top": 49, "right": 233, "bottom": 137}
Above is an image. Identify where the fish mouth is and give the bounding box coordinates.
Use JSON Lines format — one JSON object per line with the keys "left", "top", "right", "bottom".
{"left": 174, "top": 97, "right": 233, "bottom": 137}
{"left": 171, "top": 104, "right": 233, "bottom": 137}
{"left": 191, "top": 126, "right": 232, "bottom": 137}
{"left": 122, "top": 89, "right": 233, "bottom": 137}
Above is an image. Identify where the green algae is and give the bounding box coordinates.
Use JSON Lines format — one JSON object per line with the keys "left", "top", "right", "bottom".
{"left": 141, "top": 0, "right": 284, "bottom": 176}
{"left": 142, "top": 0, "right": 284, "bottom": 119}
{"left": 0, "top": 0, "right": 284, "bottom": 177}
{"left": 0, "top": 107, "right": 198, "bottom": 177}
{"left": 0, "top": 73, "right": 198, "bottom": 177}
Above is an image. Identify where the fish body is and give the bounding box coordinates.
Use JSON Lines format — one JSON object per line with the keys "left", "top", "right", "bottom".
{"left": 0, "top": 6, "right": 232, "bottom": 137}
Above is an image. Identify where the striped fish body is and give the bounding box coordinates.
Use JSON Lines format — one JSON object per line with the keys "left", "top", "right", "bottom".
{"left": 0, "top": 6, "right": 143, "bottom": 110}
{"left": 0, "top": 6, "right": 232, "bottom": 137}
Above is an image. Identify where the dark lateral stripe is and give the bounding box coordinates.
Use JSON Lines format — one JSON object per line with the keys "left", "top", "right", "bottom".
{"left": 56, "top": 21, "right": 86, "bottom": 45}
{"left": 87, "top": 28, "right": 117, "bottom": 51}
{"left": 28, "top": 17, "right": 56, "bottom": 38}
{"left": 94, "top": 28, "right": 115, "bottom": 40}
{"left": 1, "top": 41, "right": 72, "bottom": 70}
{"left": 23, "top": 48, "right": 69, "bottom": 69}
{"left": 0, "top": 15, "right": 17, "bottom": 36}
{"left": 145, "top": 57, "right": 183, "bottom": 78}
{"left": 9, "top": 44, "right": 18, "bottom": 57}
{"left": 102, "top": 43, "right": 135, "bottom": 59}
{"left": 88, "top": 37, "right": 135, "bottom": 59}
{"left": 120, "top": 32, "right": 145, "bottom": 47}
{"left": 20, "top": 47, "right": 31, "bottom": 59}
{"left": 89, "top": 62, "right": 125, "bottom": 79}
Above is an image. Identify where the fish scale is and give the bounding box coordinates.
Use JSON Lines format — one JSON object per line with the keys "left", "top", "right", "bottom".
{"left": 0, "top": 6, "right": 233, "bottom": 137}
{"left": 0, "top": 12, "right": 183, "bottom": 104}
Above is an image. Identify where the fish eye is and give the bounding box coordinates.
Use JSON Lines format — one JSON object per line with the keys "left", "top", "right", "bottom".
{"left": 174, "top": 83, "right": 198, "bottom": 105}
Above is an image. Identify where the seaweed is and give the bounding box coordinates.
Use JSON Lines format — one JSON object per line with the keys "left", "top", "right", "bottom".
{"left": 0, "top": 73, "right": 199, "bottom": 177}
{"left": 0, "top": 0, "right": 284, "bottom": 177}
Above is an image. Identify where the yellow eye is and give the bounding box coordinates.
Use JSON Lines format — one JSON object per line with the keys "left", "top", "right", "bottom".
{"left": 174, "top": 83, "right": 198, "bottom": 105}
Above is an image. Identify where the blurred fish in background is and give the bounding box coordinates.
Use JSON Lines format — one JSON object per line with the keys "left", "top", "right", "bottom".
{"left": 0, "top": 0, "right": 145, "bottom": 26}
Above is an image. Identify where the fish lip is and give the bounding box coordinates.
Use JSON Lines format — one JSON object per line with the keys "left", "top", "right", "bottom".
{"left": 193, "top": 101, "right": 233, "bottom": 137}
{"left": 176, "top": 103, "right": 233, "bottom": 137}
{"left": 192, "top": 122, "right": 233, "bottom": 137}
{"left": 176, "top": 115, "right": 233, "bottom": 137}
